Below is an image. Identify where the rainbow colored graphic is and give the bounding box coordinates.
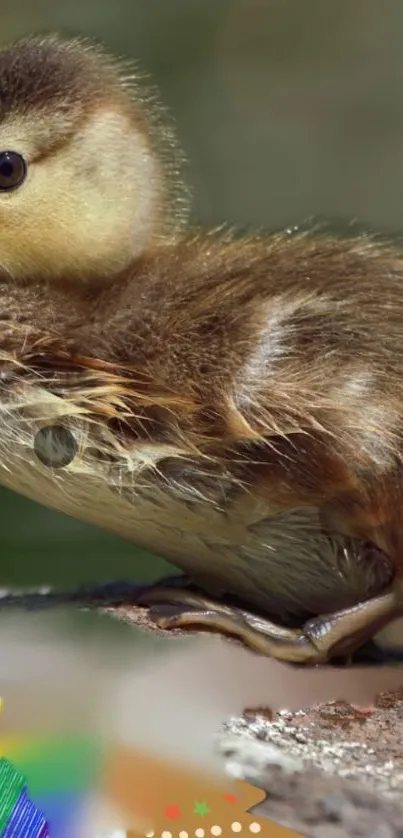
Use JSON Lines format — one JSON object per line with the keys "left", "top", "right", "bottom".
{"left": 0, "top": 702, "right": 299, "bottom": 837}
{"left": 0, "top": 733, "right": 102, "bottom": 836}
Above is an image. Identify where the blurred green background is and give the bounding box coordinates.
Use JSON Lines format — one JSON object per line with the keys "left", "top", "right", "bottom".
{"left": 2, "top": 0, "right": 403, "bottom": 591}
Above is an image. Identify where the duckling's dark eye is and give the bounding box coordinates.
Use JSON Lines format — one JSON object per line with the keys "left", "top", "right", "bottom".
{"left": 0, "top": 151, "right": 26, "bottom": 191}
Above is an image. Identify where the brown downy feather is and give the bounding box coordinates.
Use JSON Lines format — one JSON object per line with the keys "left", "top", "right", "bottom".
{"left": 0, "top": 35, "right": 399, "bottom": 629}
{"left": 0, "top": 231, "right": 401, "bottom": 623}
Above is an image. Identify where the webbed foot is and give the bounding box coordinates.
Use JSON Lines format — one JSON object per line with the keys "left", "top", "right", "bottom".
{"left": 136, "top": 574, "right": 403, "bottom": 666}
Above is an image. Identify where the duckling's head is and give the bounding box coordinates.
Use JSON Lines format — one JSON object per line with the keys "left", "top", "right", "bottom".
{"left": 0, "top": 34, "right": 189, "bottom": 282}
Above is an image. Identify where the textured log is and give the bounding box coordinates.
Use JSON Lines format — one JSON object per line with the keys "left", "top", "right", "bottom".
{"left": 219, "top": 692, "right": 403, "bottom": 837}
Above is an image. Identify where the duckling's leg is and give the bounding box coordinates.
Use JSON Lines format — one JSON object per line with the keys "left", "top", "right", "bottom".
{"left": 136, "top": 574, "right": 403, "bottom": 665}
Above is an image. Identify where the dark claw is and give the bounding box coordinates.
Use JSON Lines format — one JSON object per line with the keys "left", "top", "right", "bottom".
{"left": 330, "top": 638, "right": 403, "bottom": 667}
{"left": 356, "top": 639, "right": 403, "bottom": 665}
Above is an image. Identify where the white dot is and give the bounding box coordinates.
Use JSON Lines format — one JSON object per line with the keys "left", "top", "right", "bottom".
{"left": 211, "top": 828, "right": 222, "bottom": 836}
{"left": 162, "top": 832, "right": 172, "bottom": 838}
{"left": 231, "top": 824, "right": 242, "bottom": 833}
{"left": 195, "top": 830, "right": 205, "bottom": 838}
{"left": 179, "top": 833, "right": 189, "bottom": 838}
{"left": 145, "top": 832, "right": 155, "bottom": 837}
{"left": 249, "top": 825, "right": 261, "bottom": 834}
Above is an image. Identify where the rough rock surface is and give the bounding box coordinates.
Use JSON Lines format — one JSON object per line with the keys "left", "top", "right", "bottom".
{"left": 219, "top": 692, "right": 403, "bottom": 837}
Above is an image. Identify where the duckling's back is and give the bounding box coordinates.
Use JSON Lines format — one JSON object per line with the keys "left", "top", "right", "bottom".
{"left": 1, "top": 232, "right": 401, "bottom": 624}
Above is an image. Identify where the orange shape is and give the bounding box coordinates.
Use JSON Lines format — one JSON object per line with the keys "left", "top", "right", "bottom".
{"left": 164, "top": 803, "right": 181, "bottom": 820}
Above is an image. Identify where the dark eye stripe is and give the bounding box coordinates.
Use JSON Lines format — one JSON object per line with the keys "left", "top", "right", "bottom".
{"left": 0, "top": 151, "right": 27, "bottom": 191}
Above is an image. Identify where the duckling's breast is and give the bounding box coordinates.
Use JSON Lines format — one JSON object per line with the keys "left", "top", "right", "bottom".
{"left": 0, "top": 378, "right": 393, "bottom": 627}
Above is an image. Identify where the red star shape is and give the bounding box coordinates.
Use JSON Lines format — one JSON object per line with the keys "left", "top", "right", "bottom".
{"left": 224, "top": 793, "right": 237, "bottom": 804}
{"left": 164, "top": 804, "right": 181, "bottom": 820}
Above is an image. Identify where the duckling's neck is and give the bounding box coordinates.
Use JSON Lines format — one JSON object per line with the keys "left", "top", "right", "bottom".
{"left": 0, "top": 251, "right": 163, "bottom": 366}
{"left": 0, "top": 232, "right": 269, "bottom": 391}
{"left": 0, "top": 232, "right": 253, "bottom": 363}
{"left": 0, "top": 274, "right": 96, "bottom": 351}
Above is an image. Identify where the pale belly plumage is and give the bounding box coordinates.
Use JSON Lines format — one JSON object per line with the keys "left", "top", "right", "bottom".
{"left": 0, "top": 381, "right": 393, "bottom": 627}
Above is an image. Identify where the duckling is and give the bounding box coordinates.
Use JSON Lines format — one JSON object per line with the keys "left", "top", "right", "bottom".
{"left": 0, "top": 34, "right": 402, "bottom": 666}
